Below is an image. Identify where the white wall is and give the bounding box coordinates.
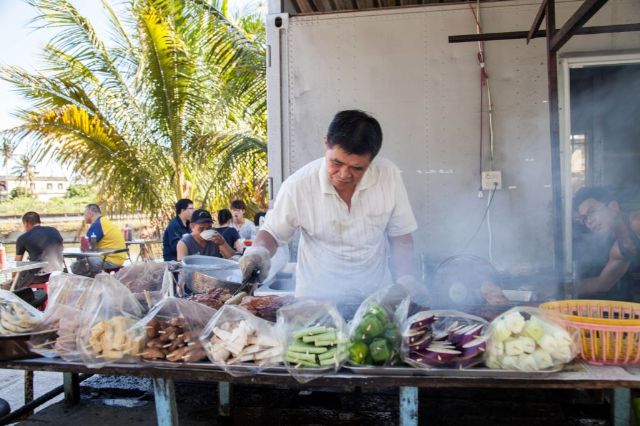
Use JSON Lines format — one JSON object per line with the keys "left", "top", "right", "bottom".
{"left": 267, "top": 0, "right": 640, "bottom": 274}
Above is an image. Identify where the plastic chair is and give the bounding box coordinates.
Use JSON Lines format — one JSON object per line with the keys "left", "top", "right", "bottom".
{"left": 28, "top": 282, "right": 49, "bottom": 311}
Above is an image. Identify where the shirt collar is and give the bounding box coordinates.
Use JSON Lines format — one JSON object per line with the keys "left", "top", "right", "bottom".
{"left": 318, "top": 157, "right": 378, "bottom": 194}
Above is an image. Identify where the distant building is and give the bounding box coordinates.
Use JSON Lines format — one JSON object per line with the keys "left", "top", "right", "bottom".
{"left": 0, "top": 176, "right": 69, "bottom": 201}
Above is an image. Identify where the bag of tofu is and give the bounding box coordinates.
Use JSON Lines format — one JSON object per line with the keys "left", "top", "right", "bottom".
{"left": 200, "top": 304, "right": 282, "bottom": 377}
{"left": 131, "top": 297, "right": 216, "bottom": 364}
{"left": 484, "top": 306, "right": 579, "bottom": 371}
{"left": 276, "top": 299, "right": 349, "bottom": 383}
{"left": 76, "top": 273, "right": 146, "bottom": 368}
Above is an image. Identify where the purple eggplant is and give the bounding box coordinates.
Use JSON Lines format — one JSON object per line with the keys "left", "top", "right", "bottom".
{"left": 409, "top": 334, "right": 434, "bottom": 352}
{"left": 408, "top": 312, "right": 435, "bottom": 330}
{"left": 460, "top": 335, "right": 488, "bottom": 357}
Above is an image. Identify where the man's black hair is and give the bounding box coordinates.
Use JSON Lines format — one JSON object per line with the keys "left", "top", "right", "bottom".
{"left": 175, "top": 199, "right": 193, "bottom": 216}
{"left": 218, "top": 208, "right": 232, "bottom": 225}
{"left": 86, "top": 204, "right": 101, "bottom": 215}
{"left": 573, "top": 187, "right": 616, "bottom": 212}
{"left": 22, "top": 211, "right": 41, "bottom": 225}
{"left": 231, "top": 199, "right": 246, "bottom": 210}
{"left": 326, "top": 110, "right": 383, "bottom": 158}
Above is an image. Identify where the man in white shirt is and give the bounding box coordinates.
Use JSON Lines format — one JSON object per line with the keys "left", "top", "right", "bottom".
{"left": 240, "top": 110, "right": 422, "bottom": 301}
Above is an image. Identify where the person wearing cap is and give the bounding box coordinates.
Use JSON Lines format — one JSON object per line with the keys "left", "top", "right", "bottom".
{"left": 176, "top": 209, "right": 236, "bottom": 261}
{"left": 240, "top": 110, "right": 423, "bottom": 302}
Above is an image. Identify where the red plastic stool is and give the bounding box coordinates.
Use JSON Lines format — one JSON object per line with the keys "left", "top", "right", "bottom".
{"left": 28, "top": 282, "right": 49, "bottom": 311}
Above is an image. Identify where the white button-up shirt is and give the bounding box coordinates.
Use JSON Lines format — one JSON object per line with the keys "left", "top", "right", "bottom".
{"left": 261, "top": 157, "right": 417, "bottom": 300}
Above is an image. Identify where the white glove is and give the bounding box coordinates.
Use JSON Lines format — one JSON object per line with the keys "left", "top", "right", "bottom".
{"left": 239, "top": 246, "right": 271, "bottom": 283}
{"left": 396, "top": 275, "right": 430, "bottom": 307}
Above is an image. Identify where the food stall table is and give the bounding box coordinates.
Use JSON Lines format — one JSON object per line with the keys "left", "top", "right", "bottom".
{"left": 1, "top": 261, "right": 49, "bottom": 291}
{"left": 0, "top": 358, "right": 638, "bottom": 426}
{"left": 125, "top": 239, "right": 161, "bottom": 262}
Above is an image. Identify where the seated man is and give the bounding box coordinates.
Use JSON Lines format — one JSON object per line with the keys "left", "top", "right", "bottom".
{"left": 12, "top": 211, "right": 64, "bottom": 290}
{"left": 230, "top": 199, "right": 257, "bottom": 240}
{"left": 71, "top": 204, "right": 127, "bottom": 276}
{"left": 573, "top": 187, "right": 640, "bottom": 299}
{"left": 176, "top": 209, "right": 235, "bottom": 261}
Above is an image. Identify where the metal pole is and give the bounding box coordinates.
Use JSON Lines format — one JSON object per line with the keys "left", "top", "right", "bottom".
{"left": 63, "top": 372, "right": 80, "bottom": 405}
{"left": 218, "top": 381, "right": 230, "bottom": 416}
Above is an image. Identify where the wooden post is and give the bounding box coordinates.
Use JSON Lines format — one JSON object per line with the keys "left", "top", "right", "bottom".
{"left": 153, "top": 378, "right": 179, "bottom": 426}
{"left": 218, "top": 381, "right": 230, "bottom": 416}
{"left": 399, "top": 386, "right": 418, "bottom": 426}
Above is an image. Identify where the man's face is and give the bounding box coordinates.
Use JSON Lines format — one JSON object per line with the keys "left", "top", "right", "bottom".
{"left": 324, "top": 141, "right": 372, "bottom": 193}
{"left": 83, "top": 208, "right": 93, "bottom": 224}
{"left": 231, "top": 208, "right": 244, "bottom": 221}
{"left": 576, "top": 198, "right": 618, "bottom": 234}
{"left": 191, "top": 221, "right": 213, "bottom": 236}
{"left": 180, "top": 204, "right": 194, "bottom": 221}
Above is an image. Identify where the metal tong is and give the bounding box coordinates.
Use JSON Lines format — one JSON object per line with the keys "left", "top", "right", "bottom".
{"left": 233, "top": 268, "right": 260, "bottom": 296}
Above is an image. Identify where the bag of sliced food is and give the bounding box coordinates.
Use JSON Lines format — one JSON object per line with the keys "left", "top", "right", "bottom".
{"left": 30, "top": 274, "right": 96, "bottom": 360}
{"left": 484, "top": 306, "right": 578, "bottom": 371}
{"left": 45, "top": 273, "right": 95, "bottom": 312}
{"left": 401, "top": 310, "right": 488, "bottom": 369}
{"left": 276, "top": 299, "right": 349, "bottom": 383}
{"left": 347, "top": 285, "right": 410, "bottom": 367}
{"left": 76, "top": 274, "right": 146, "bottom": 368}
{"left": 0, "top": 289, "right": 43, "bottom": 336}
{"left": 131, "top": 297, "right": 216, "bottom": 364}
{"left": 200, "top": 305, "right": 282, "bottom": 377}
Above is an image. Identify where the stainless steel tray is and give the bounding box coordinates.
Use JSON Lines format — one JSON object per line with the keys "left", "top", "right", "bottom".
{"left": 344, "top": 365, "right": 563, "bottom": 377}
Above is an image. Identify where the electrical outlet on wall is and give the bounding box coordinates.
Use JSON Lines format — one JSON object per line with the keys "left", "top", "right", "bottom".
{"left": 482, "top": 170, "right": 502, "bottom": 190}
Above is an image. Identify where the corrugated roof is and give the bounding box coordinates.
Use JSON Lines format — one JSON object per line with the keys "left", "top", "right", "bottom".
{"left": 287, "top": 0, "right": 505, "bottom": 15}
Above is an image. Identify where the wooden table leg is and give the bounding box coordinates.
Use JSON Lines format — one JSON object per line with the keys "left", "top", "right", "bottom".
{"left": 218, "top": 381, "right": 230, "bottom": 416}
{"left": 399, "top": 386, "right": 418, "bottom": 426}
{"left": 153, "top": 378, "right": 178, "bottom": 426}
{"left": 63, "top": 372, "right": 80, "bottom": 405}
{"left": 613, "top": 387, "right": 630, "bottom": 426}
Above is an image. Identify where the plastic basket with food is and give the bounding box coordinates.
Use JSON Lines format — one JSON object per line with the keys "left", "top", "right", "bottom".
{"left": 540, "top": 299, "right": 640, "bottom": 365}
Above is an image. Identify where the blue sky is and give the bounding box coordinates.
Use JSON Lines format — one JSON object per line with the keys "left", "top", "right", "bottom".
{"left": 0, "top": 0, "right": 263, "bottom": 178}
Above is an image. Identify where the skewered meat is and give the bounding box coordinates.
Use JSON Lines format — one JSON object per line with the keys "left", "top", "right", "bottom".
{"left": 239, "top": 295, "right": 295, "bottom": 322}
{"left": 187, "top": 288, "right": 233, "bottom": 310}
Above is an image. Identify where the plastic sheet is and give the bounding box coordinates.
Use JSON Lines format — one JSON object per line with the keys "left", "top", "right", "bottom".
{"left": 347, "top": 285, "right": 410, "bottom": 366}
{"left": 131, "top": 297, "right": 216, "bottom": 365}
{"left": 276, "top": 299, "right": 348, "bottom": 383}
{"left": 76, "top": 274, "right": 145, "bottom": 368}
{"left": 200, "top": 305, "right": 282, "bottom": 376}
{"left": 484, "top": 306, "right": 579, "bottom": 371}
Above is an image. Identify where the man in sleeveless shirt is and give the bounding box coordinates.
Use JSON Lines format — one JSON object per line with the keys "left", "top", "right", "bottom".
{"left": 573, "top": 187, "right": 640, "bottom": 299}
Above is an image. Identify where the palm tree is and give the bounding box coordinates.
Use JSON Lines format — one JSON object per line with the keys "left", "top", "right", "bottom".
{"left": 0, "top": 138, "right": 14, "bottom": 178}
{"left": 1, "top": 0, "right": 267, "bottom": 217}
{"left": 12, "top": 154, "right": 38, "bottom": 195}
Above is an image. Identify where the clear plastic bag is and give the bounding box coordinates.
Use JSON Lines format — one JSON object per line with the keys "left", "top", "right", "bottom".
{"left": 401, "top": 310, "right": 488, "bottom": 369}
{"left": 131, "top": 297, "right": 216, "bottom": 365}
{"left": 0, "top": 289, "right": 43, "bottom": 336}
{"left": 76, "top": 274, "right": 146, "bottom": 368}
{"left": 347, "top": 285, "right": 410, "bottom": 366}
{"left": 200, "top": 305, "right": 282, "bottom": 376}
{"left": 116, "top": 262, "right": 176, "bottom": 310}
{"left": 45, "top": 274, "right": 95, "bottom": 313}
{"left": 30, "top": 305, "right": 92, "bottom": 361}
{"left": 484, "top": 306, "right": 579, "bottom": 371}
{"left": 276, "top": 300, "right": 349, "bottom": 383}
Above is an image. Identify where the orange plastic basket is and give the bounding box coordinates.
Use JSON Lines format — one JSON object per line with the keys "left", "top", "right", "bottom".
{"left": 540, "top": 299, "right": 640, "bottom": 365}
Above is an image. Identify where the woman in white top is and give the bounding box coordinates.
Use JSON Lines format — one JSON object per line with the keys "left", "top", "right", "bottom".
{"left": 230, "top": 199, "right": 257, "bottom": 240}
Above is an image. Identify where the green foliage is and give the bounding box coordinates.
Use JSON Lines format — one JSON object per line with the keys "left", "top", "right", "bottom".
{"left": 1, "top": 0, "right": 267, "bottom": 219}
{"left": 9, "top": 188, "right": 33, "bottom": 200}
{"left": 0, "top": 194, "right": 94, "bottom": 215}
{"left": 66, "top": 183, "right": 91, "bottom": 198}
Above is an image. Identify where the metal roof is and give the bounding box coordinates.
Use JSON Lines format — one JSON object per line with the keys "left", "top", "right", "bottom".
{"left": 285, "top": 0, "right": 506, "bottom": 15}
